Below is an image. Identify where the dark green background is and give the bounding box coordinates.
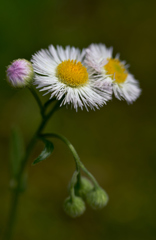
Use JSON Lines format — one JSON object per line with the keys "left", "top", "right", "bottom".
{"left": 0, "top": 0, "right": 156, "bottom": 239}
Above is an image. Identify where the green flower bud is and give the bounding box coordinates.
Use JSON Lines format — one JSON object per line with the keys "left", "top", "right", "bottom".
{"left": 75, "top": 177, "right": 94, "bottom": 199}
{"left": 86, "top": 187, "right": 109, "bottom": 209}
{"left": 63, "top": 196, "right": 86, "bottom": 218}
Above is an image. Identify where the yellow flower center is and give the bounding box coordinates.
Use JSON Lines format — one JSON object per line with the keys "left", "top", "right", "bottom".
{"left": 56, "top": 60, "right": 89, "bottom": 87}
{"left": 104, "top": 58, "right": 128, "bottom": 83}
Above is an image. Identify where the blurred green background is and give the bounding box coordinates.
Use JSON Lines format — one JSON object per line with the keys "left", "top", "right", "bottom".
{"left": 0, "top": 0, "right": 156, "bottom": 239}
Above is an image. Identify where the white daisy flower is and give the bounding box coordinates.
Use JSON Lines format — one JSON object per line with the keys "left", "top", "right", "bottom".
{"left": 31, "top": 45, "right": 112, "bottom": 111}
{"left": 85, "top": 43, "right": 141, "bottom": 104}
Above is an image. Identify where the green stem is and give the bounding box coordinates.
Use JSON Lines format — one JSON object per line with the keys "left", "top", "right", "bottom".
{"left": 5, "top": 101, "right": 60, "bottom": 240}
{"left": 43, "top": 98, "right": 56, "bottom": 110}
{"left": 40, "top": 133, "right": 80, "bottom": 172}
{"left": 79, "top": 161, "right": 99, "bottom": 189}
{"left": 28, "top": 86, "right": 45, "bottom": 118}
{"left": 5, "top": 136, "right": 36, "bottom": 240}
{"left": 69, "top": 171, "right": 78, "bottom": 201}
{"left": 40, "top": 133, "right": 100, "bottom": 188}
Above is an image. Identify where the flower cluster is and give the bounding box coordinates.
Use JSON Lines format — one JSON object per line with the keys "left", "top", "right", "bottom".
{"left": 7, "top": 43, "right": 141, "bottom": 111}
{"left": 63, "top": 173, "right": 109, "bottom": 218}
{"left": 5, "top": 43, "right": 142, "bottom": 220}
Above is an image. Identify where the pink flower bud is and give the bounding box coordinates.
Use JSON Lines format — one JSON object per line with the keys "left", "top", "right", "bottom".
{"left": 6, "top": 59, "right": 34, "bottom": 88}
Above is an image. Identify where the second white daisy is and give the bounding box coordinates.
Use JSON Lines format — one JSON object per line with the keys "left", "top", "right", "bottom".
{"left": 85, "top": 44, "right": 141, "bottom": 104}
{"left": 31, "top": 45, "right": 112, "bottom": 111}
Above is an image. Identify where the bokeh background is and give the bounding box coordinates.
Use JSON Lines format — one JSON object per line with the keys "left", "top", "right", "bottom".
{"left": 0, "top": 0, "right": 156, "bottom": 239}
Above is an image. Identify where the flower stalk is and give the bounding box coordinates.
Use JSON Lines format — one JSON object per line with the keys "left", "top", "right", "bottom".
{"left": 39, "top": 133, "right": 100, "bottom": 189}
{"left": 4, "top": 40, "right": 141, "bottom": 239}
{"left": 4, "top": 93, "right": 60, "bottom": 240}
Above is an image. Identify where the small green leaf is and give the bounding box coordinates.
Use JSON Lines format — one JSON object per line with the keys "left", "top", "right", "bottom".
{"left": 9, "top": 127, "right": 25, "bottom": 178}
{"left": 32, "top": 138, "right": 54, "bottom": 165}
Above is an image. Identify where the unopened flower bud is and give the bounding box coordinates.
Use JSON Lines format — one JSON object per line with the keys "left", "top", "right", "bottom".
{"left": 63, "top": 196, "right": 86, "bottom": 218}
{"left": 86, "top": 187, "right": 109, "bottom": 209}
{"left": 75, "top": 177, "right": 94, "bottom": 199}
{"left": 6, "top": 59, "right": 34, "bottom": 88}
